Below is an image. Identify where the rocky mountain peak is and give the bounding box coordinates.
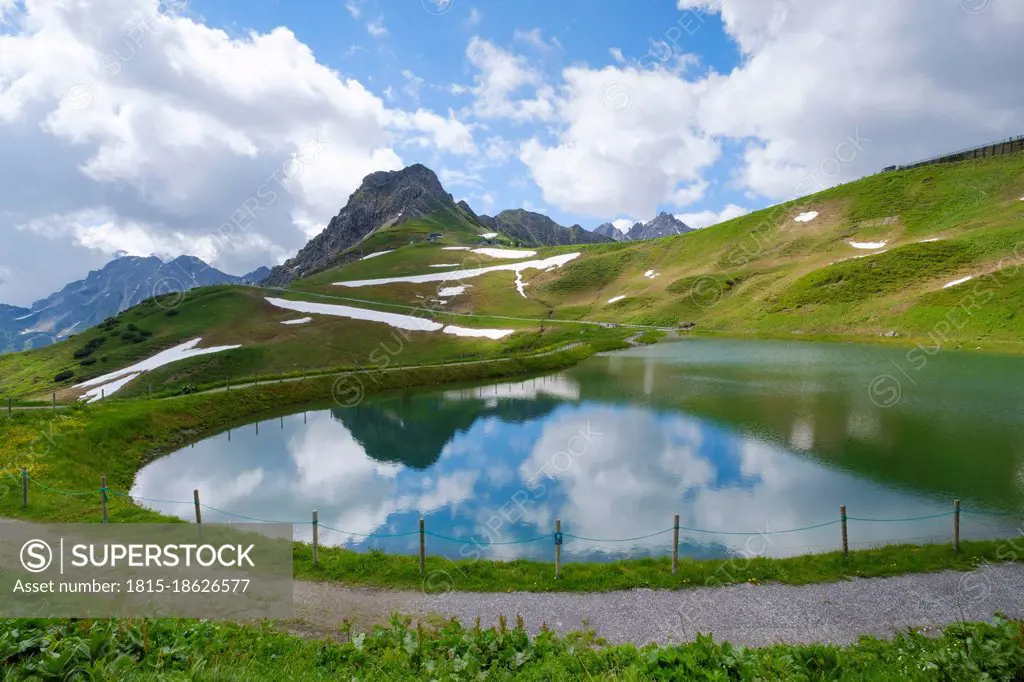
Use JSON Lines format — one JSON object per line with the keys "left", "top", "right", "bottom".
{"left": 265, "top": 164, "right": 459, "bottom": 285}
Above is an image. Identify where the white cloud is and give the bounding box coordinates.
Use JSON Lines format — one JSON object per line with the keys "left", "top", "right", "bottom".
{"left": 465, "top": 7, "right": 483, "bottom": 26}
{"left": 611, "top": 218, "right": 635, "bottom": 232}
{"left": 439, "top": 168, "right": 482, "bottom": 188}
{"left": 693, "top": 0, "right": 1024, "bottom": 199}
{"left": 520, "top": 66, "right": 719, "bottom": 217}
{"left": 366, "top": 15, "right": 387, "bottom": 38}
{"left": 464, "top": 37, "right": 555, "bottom": 121}
{"left": 386, "top": 108, "right": 478, "bottom": 156}
{"left": 400, "top": 69, "right": 424, "bottom": 102}
{"left": 675, "top": 204, "right": 749, "bottom": 229}
{"left": 344, "top": 0, "right": 361, "bottom": 19}
{"left": 0, "top": 0, "right": 476, "bottom": 304}
{"left": 513, "top": 28, "right": 562, "bottom": 53}
{"left": 510, "top": 2, "right": 1024, "bottom": 217}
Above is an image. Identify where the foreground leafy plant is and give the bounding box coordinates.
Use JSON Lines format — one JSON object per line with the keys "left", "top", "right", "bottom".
{"left": 1, "top": 615, "right": 1022, "bottom": 680}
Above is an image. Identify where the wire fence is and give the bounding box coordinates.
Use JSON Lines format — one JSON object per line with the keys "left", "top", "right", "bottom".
{"left": 9, "top": 471, "right": 1022, "bottom": 576}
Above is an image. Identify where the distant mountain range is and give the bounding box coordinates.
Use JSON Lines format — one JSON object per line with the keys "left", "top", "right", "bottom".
{"left": 0, "top": 256, "right": 266, "bottom": 353}
{"left": 594, "top": 213, "right": 695, "bottom": 242}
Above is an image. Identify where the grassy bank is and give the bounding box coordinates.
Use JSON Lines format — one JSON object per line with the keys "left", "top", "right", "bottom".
{"left": 0, "top": 343, "right": 606, "bottom": 524}
{"left": 295, "top": 538, "right": 1023, "bottom": 592}
{"left": 3, "top": 615, "right": 1023, "bottom": 680}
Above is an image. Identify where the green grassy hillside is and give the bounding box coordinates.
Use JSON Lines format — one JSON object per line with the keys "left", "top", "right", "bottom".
{"left": 303, "top": 154, "right": 1024, "bottom": 351}
{"left": 0, "top": 285, "right": 593, "bottom": 401}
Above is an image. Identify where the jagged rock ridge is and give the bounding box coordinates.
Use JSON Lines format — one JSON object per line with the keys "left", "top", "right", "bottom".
{"left": 264, "top": 164, "right": 457, "bottom": 285}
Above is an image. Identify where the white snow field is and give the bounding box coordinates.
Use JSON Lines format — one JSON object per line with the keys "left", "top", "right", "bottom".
{"left": 607, "top": 295, "right": 626, "bottom": 304}
{"left": 794, "top": 211, "right": 819, "bottom": 223}
{"left": 360, "top": 250, "right": 394, "bottom": 260}
{"left": 943, "top": 276, "right": 974, "bottom": 289}
{"left": 266, "top": 297, "right": 442, "bottom": 332}
{"left": 437, "top": 285, "right": 469, "bottom": 297}
{"left": 74, "top": 338, "right": 242, "bottom": 402}
{"left": 442, "top": 325, "right": 514, "bottom": 339}
{"left": 267, "top": 297, "right": 514, "bottom": 341}
{"left": 333, "top": 253, "right": 581, "bottom": 288}
{"left": 473, "top": 248, "right": 538, "bottom": 259}
{"left": 480, "top": 232, "right": 498, "bottom": 239}
{"left": 281, "top": 317, "right": 312, "bottom": 325}
{"left": 849, "top": 240, "right": 888, "bottom": 249}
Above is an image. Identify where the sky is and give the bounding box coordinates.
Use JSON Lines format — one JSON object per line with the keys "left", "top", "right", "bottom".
{"left": 0, "top": 0, "right": 1022, "bottom": 306}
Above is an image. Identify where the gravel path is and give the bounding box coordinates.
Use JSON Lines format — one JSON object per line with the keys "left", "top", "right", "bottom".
{"left": 291, "top": 563, "right": 1024, "bottom": 647}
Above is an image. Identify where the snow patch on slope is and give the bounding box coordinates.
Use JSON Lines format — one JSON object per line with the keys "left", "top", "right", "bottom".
{"left": 74, "top": 338, "right": 241, "bottom": 402}
{"left": 334, "top": 253, "right": 581, "bottom": 288}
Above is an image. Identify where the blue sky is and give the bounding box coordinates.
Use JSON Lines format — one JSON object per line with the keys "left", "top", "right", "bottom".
{"left": 186, "top": 0, "right": 743, "bottom": 229}
{"left": 1, "top": 0, "right": 1022, "bottom": 304}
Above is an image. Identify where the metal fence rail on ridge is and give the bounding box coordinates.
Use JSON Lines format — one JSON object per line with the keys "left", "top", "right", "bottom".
{"left": 9, "top": 470, "right": 1021, "bottom": 578}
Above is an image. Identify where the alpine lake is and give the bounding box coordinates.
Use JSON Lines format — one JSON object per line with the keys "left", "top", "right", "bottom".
{"left": 133, "top": 338, "right": 1024, "bottom": 561}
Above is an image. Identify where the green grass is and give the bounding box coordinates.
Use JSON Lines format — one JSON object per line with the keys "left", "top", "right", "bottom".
{"left": 296, "top": 538, "right": 1024, "bottom": 593}
{"left": 3, "top": 615, "right": 1024, "bottom": 680}
{"left": 771, "top": 241, "right": 978, "bottom": 309}
{"left": 297, "top": 154, "right": 1024, "bottom": 352}
{"left": 0, "top": 284, "right": 615, "bottom": 401}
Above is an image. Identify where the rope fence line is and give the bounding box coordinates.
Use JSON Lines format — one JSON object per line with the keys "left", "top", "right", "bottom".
{"left": 10, "top": 470, "right": 1023, "bottom": 577}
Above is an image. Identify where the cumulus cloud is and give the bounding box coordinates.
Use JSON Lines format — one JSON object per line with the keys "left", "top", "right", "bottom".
{"left": 512, "top": 0, "right": 1024, "bottom": 218}
{"left": 463, "top": 37, "right": 556, "bottom": 121}
{"left": 0, "top": 0, "right": 475, "bottom": 304}
{"left": 519, "top": 67, "right": 719, "bottom": 217}
{"left": 675, "top": 204, "right": 749, "bottom": 229}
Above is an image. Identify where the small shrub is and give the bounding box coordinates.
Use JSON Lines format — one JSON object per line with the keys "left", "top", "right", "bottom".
{"left": 165, "top": 309, "right": 179, "bottom": 317}
{"left": 139, "top": 329, "right": 153, "bottom": 337}
{"left": 176, "top": 383, "right": 198, "bottom": 396}
{"left": 79, "top": 357, "right": 97, "bottom": 366}
{"left": 54, "top": 370, "right": 74, "bottom": 382}
{"left": 127, "top": 323, "right": 137, "bottom": 331}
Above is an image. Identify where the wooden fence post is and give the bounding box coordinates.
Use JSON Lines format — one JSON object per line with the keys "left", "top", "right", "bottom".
{"left": 7, "top": 397, "right": 10, "bottom": 416}
{"left": 672, "top": 514, "right": 680, "bottom": 575}
{"left": 52, "top": 393, "right": 56, "bottom": 410}
{"left": 312, "top": 510, "right": 319, "bottom": 567}
{"left": 555, "top": 520, "right": 562, "bottom": 579}
{"left": 21, "top": 467, "right": 28, "bottom": 507}
{"left": 419, "top": 518, "right": 426, "bottom": 576}
{"left": 954, "top": 499, "right": 961, "bottom": 553}
{"left": 101, "top": 476, "right": 109, "bottom": 523}
{"left": 840, "top": 505, "right": 848, "bottom": 558}
{"left": 193, "top": 489, "right": 203, "bottom": 525}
